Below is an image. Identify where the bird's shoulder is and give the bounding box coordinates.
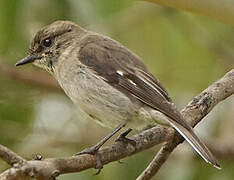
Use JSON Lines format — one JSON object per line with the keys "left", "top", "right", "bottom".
{"left": 77, "top": 33, "right": 172, "bottom": 103}
{"left": 78, "top": 33, "right": 148, "bottom": 71}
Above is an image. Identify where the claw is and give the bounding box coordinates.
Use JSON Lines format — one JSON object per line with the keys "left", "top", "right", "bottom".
{"left": 94, "top": 168, "right": 102, "bottom": 175}
{"left": 75, "top": 146, "right": 98, "bottom": 156}
{"left": 75, "top": 147, "right": 103, "bottom": 174}
{"left": 115, "top": 128, "right": 136, "bottom": 146}
{"left": 93, "top": 153, "right": 103, "bottom": 175}
{"left": 74, "top": 124, "right": 127, "bottom": 175}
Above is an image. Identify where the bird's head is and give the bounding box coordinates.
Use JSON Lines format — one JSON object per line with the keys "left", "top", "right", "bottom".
{"left": 15, "top": 20, "right": 85, "bottom": 74}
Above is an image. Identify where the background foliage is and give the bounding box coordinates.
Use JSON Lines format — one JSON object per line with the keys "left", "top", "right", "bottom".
{"left": 0, "top": 0, "right": 233, "bottom": 179}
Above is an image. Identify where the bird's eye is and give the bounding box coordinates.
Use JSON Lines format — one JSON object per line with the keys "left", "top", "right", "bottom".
{"left": 42, "top": 38, "right": 52, "bottom": 47}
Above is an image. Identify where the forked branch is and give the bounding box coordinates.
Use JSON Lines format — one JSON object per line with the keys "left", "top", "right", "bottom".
{"left": 0, "top": 69, "right": 233, "bottom": 180}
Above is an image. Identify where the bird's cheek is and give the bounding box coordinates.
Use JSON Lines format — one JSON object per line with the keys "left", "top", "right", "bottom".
{"left": 32, "top": 57, "right": 47, "bottom": 69}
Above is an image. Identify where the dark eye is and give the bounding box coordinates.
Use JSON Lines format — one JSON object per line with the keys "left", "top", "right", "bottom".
{"left": 42, "top": 38, "right": 52, "bottom": 47}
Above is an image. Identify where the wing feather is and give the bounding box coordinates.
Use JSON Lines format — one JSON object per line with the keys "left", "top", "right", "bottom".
{"left": 78, "top": 34, "right": 220, "bottom": 168}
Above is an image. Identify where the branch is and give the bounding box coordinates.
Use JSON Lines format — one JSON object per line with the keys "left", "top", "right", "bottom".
{"left": 137, "top": 69, "right": 234, "bottom": 179}
{"left": 143, "top": 0, "right": 234, "bottom": 26}
{"left": 0, "top": 145, "right": 25, "bottom": 167}
{"left": 0, "top": 69, "right": 233, "bottom": 180}
{"left": 0, "top": 126, "right": 173, "bottom": 180}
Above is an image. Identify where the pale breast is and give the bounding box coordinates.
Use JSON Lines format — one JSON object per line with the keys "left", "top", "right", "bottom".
{"left": 55, "top": 61, "right": 142, "bottom": 128}
{"left": 53, "top": 45, "right": 162, "bottom": 129}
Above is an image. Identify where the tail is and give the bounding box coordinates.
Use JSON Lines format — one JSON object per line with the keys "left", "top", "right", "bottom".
{"left": 168, "top": 119, "right": 221, "bottom": 169}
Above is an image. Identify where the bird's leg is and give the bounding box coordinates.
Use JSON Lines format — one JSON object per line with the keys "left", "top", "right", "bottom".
{"left": 75, "top": 123, "right": 126, "bottom": 174}
{"left": 115, "top": 128, "right": 136, "bottom": 146}
{"left": 76, "top": 123, "right": 126, "bottom": 156}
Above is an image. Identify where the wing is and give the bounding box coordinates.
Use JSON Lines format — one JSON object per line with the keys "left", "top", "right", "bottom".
{"left": 78, "top": 34, "right": 220, "bottom": 168}
{"left": 78, "top": 34, "right": 186, "bottom": 127}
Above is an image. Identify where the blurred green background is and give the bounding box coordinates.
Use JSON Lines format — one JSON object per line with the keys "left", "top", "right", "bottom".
{"left": 0, "top": 0, "right": 233, "bottom": 179}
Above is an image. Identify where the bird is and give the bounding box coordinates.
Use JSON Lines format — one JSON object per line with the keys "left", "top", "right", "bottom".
{"left": 15, "top": 20, "right": 220, "bottom": 169}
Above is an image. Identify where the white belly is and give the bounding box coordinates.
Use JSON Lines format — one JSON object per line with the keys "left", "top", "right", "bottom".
{"left": 55, "top": 63, "right": 144, "bottom": 128}
{"left": 54, "top": 56, "right": 168, "bottom": 131}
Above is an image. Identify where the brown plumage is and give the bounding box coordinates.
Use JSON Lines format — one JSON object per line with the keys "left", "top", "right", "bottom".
{"left": 16, "top": 21, "right": 220, "bottom": 169}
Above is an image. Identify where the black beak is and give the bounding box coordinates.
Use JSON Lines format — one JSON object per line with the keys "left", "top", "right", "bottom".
{"left": 15, "top": 55, "right": 41, "bottom": 67}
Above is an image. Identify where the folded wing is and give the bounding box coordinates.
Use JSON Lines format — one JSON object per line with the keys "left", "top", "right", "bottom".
{"left": 78, "top": 34, "right": 220, "bottom": 169}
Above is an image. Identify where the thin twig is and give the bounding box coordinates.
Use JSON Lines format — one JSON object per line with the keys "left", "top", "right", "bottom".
{"left": 0, "top": 126, "right": 173, "bottom": 180}
{"left": 0, "top": 145, "right": 26, "bottom": 166}
{"left": 0, "top": 70, "right": 233, "bottom": 179}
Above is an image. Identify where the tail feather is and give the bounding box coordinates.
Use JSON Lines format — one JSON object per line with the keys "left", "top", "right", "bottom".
{"left": 168, "top": 119, "right": 221, "bottom": 169}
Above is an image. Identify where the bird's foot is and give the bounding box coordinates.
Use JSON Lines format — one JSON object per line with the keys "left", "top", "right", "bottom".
{"left": 75, "top": 123, "right": 126, "bottom": 174}
{"left": 75, "top": 145, "right": 99, "bottom": 156}
{"left": 115, "top": 128, "right": 136, "bottom": 147}
{"left": 75, "top": 147, "right": 103, "bottom": 175}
